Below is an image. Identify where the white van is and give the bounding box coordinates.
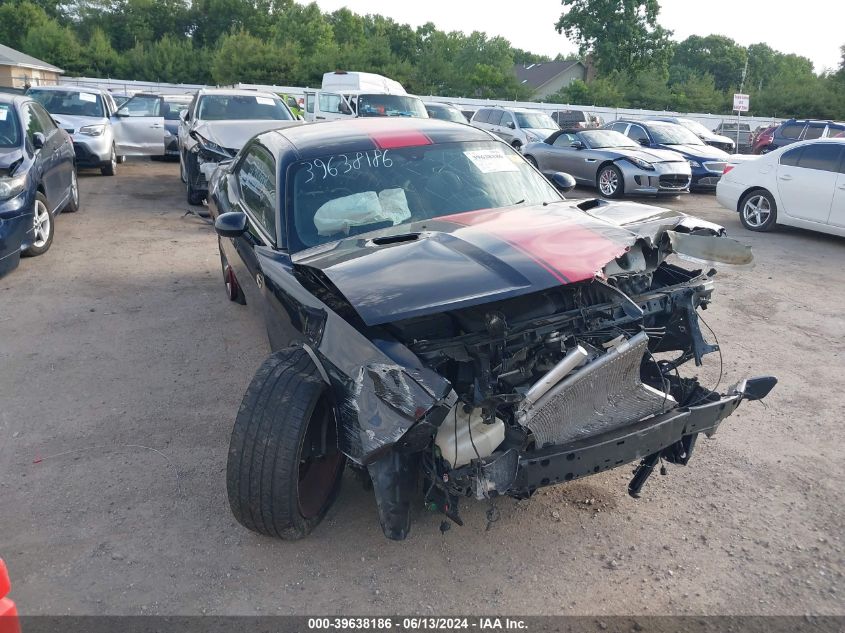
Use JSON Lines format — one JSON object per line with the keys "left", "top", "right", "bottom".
{"left": 303, "top": 71, "right": 428, "bottom": 122}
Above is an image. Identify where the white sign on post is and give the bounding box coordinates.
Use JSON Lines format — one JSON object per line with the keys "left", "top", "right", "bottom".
{"left": 733, "top": 93, "right": 750, "bottom": 112}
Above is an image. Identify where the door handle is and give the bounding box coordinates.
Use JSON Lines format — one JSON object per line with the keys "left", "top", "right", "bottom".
{"left": 150, "top": 124, "right": 163, "bottom": 128}
{"left": 839, "top": 184, "right": 845, "bottom": 190}
{"left": 779, "top": 174, "right": 793, "bottom": 181}
{"left": 316, "top": 116, "right": 326, "bottom": 120}
{"left": 585, "top": 158, "right": 596, "bottom": 162}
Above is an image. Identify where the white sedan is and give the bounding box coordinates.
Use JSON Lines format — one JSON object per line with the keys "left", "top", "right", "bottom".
{"left": 716, "top": 138, "right": 845, "bottom": 237}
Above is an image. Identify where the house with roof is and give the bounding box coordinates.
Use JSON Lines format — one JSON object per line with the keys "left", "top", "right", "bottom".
{"left": 0, "top": 43, "right": 63, "bottom": 89}
{"left": 514, "top": 60, "right": 586, "bottom": 100}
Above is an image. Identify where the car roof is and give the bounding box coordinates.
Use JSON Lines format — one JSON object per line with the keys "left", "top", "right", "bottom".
{"left": 28, "top": 85, "right": 108, "bottom": 95}
{"left": 264, "top": 118, "right": 495, "bottom": 160}
{"left": 197, "top": 88, "right": 280, "bottom": 99}
{"left": 0, "top": 93, "right": 30, "bottom": 106}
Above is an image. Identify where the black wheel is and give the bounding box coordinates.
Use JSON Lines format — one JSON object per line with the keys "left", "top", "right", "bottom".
{"left": 117, "top": 155, "right": 126, "bottom": 164}
{"left": 227, "top": 347, "right": 346, "bottom": 540}
{"left": 739, "top": 189, "right": 778, "bottom": 232}
{"left": 511, "top": 141, "right": 522, "bottom": 153}
{"left": 597, "top": 164, "right": 624, "bottom": 199}
{"left": 63, "top": 167, "right": 80, "bottom": 213}
{"left": 22, "top": 192, "right": 54, "bottom": 257}
{"left": 185, "top": 155, "right": 205, "bottom": 205}
{"left": 219, "top": 242, "right": 246, "bottom": 304}
{"left": 101, "top": 145, "right": 116, "bottom": 176}
{"left": 524, "top": 155, "right": 538, "bottom": 168}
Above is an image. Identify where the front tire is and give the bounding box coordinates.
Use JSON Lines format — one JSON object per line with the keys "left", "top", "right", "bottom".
{"left": 524, "top": 155, "right": 538, "bottom": 168}
{"left": 597, "top": 164, "right": 624, "bottom": 199}
{"left": 184, "top": 154, "right": 205, "bottom": 206}
{"left": 22, "top": 192, "right": 54, "bottom": 257}
{"left": 101, "top": 146, "right": 116, "bottom": 176}
{"left": 227, "top": 347, "right": 346, "bottom": 540}
{"left": 739, "top": 190, "right": 778, "bottom": 232}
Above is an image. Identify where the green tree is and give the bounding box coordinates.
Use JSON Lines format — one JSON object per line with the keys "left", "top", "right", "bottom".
{"left": 0, "top": 1, "right": 49, "bottom": 50}
{"left": 22, "top": 19, "right": 84, "bottom": 74}
{"left": 556, "top": 0, "right": 673, "bottom": 76}
{"left": 670, "top": 73, "right": 726, "bottom": 113}
{"left": 211, "top": 30, "right": 299, "bottom": 85}
{"left": 83, "top": 27, "right": 121, "bottom": 77}
{"left": 670, "top": 35, "right": 746, "bottom": 91}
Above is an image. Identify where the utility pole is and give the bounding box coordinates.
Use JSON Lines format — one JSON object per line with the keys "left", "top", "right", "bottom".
{"left": 737, "top": 53, "right": 749, "bottom": 150}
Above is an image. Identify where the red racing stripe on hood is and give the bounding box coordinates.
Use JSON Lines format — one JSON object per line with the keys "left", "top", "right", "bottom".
{"left": 441, "top": 206, "right": 630, "bottom": 284}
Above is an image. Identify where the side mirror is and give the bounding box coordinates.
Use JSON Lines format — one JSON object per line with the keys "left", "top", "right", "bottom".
{"left": 550, "top": 172, "right": 576, "bottom": 193}
{"left": 214, "top": 211, "right": 248, "bottom": 238}
{"left": 637, "top": 138, "right": 650, "bottom": 146}
{"left": 116, "top": 107, "right": 129, "bottom": 117}
{"left": 570, "top": 141, "right": 585, "bottom": 150}
{"left": 31, "top": 132, "right": 46, "bottom": 150}
{"left": 506, "top": 121, "right": 515, "bottom": 129}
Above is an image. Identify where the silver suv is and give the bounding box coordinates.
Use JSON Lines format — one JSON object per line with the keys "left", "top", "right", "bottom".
{"left": 469, "top": 106, "right": 559, "bottom": 151}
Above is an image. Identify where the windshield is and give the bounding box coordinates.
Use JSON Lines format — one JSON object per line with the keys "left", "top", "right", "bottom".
{"left": 28, "top": 89, "right": 105, "bottom": 118}
{"left": 164, "top": 98, "right": 191, "bottom": 120}
{"left": 515, "top": 112, "right": 558, "bottom": 130}
{"left": 357, "top": 95, "right": 428, "bottom": 118}
{"left": 425, "top": 104, "right": 466, "bottom": 123}
{"left": 581, "top": 130, "right": 639, "bottom": 149}
{"left": 648, "top": 123, "right": 704, "bottom": 145}
{"left": 0, "top": 103, "right": 21, "bottom": 147}
{"left": 678, "top": 119, "right": 711, "bottom": 137}
{"left": 287, "top": 141, "right": 560, "bottom": 251}
{"left": 197, "top": 94, "right": 292, "bottom": 121}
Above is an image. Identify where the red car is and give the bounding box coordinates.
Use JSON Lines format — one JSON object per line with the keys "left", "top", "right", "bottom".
{"left": 752, "top": 125, "right": 778, "bottom": 154}
{"left": 0, "top": 560, "right": 19, "bottom": 633}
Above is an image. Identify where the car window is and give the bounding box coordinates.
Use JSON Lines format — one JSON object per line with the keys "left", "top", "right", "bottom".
{"left": 305, "top": 93, "right": 315, "bottom": 114}
{"left": 779, "top": 123, "right": 805, "bottom": 139}
{"left": 21, "top": 104, "right": 44, "bottom": 141}
{"left": 552, "top": 133, "right": 578, "bottom": 148}
{"left": 237, "top": 143, "right": 277, "bottom": 242}
{"left": 780, "top": 146, "right": 803, "bottom": 167}
{"left": 0, "top": 103, "right": 22, "bottom": 147}
{"left": 118, "top": 94, "right": 160, "bottom": 117}
{"left": 803, "top": 125, "right": 825, "bottom": 140}
{"left": 499, "top": 113, "right": 515, "bottom": 127}
{"left": 317, "top": 93, "right": 345, "bottom": 115}
{"left": 358, "top": 95, "right": 427, "bottom": 118}
{"left": 627, "top": 124, "right": 649, "bottom": 144}
{"left": 610, "top": 122, "right": 628, "bottom": 134}
{"left": 198, "top": 94, "right": 293, "bottom": 121}
{"left": 515, "top": 112, "right": 557, "bottom": 130}
{"left": 648, "top": 123, "right": 703, "bottom": 145}
{"left": 487, "top": 111, "right": 505, "bottom": 126}
{"left": 581, "top": 130, "right": 639, "bottom": 149}
{"left": 163, "top": 98, "right": 190, "bottom": 120}
{"left": 30, "top": 102, "right": 56, "bottom": 131}
{"left": 29, "top": 89, "right": 105, "bottom": 118}
{"left": 795, "top": 143, "right": 843, "bottom": 173}
{"left": 287, "top": 140, "right": 560, "bottom": 252}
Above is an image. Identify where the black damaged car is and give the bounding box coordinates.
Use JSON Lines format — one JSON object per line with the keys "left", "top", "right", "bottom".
{"left": 208, "top": 118, "right": 775, "bottom": 540}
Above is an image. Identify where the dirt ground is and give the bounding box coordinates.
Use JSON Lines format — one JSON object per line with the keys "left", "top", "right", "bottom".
{"left": 1, "top": 159, "right": 843, "bottom": 616}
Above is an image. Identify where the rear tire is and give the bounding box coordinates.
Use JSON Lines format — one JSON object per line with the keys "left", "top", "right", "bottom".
{"left": 227, "top": 347, "right": 346, "bottom": 540}
{"left": 739, "top": 189, "right": 778, "bottom": 232}
{"left": 63, "top": 167, "right": 80, "bottom": 213}
{"left": 524, "top": 155, "right": 538, "bottom": 168}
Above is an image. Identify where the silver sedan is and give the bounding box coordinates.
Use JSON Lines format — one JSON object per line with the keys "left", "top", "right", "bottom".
{"left": 523, "top": 129, "right": 691, "bottom": 198}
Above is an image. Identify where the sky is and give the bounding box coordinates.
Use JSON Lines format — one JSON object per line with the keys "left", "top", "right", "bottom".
{"left": 305, "top": 0, "right": 843, "bottom": 74}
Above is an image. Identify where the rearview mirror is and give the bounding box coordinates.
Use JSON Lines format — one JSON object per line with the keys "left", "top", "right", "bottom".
{"left": 550, "top": 172, "right": 576, "bottom": 194}
{"left": 31, "top": 132, "right": 46, "bottom": 150}
{"left": 214, "top": 211, "right": 248, "bottom": 238}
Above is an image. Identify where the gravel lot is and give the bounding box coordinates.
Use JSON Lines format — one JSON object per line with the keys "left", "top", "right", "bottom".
{"left": 1, "top": 159, "right": 843, "bottom": 615}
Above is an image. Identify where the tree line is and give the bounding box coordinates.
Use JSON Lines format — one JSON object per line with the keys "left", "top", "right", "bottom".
{"left": 1, "top": 0, "right": 843, "bottom": 118}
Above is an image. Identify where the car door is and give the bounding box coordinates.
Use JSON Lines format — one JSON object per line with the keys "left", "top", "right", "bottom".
{"left": 228, "top": 142, "right": 278, "bottom": 321}
{"left": 776, "top": 143, "right": 842, "bottom": 224}
{"left": 31, "top": 102, "right": 73, "bottom": 200}
{"left": 825, "top": 148, "right": 845, "bottom": 228}
{"left": 549, "top": 132, "right": 587, "bottom": 181}
{"left": 626, "top": 124, "right": 651, "bottom": 148}
{"left": 497, "top": 112, "right": 516, "bottom": 144}
{"left": 110, "top": 94, "right": 165, "bottom": 156}
{"left": 20, "top": 103, "right": 61, "bottom": 211}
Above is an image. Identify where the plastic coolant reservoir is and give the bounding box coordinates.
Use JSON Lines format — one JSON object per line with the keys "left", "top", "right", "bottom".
{"left": 435, "top": 405, "right": 505, "bottom": 469}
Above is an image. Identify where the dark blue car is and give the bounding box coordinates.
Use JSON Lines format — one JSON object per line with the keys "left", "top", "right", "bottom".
{"left": 604, "top": 119, "right": 731, "bottom": 190}
{"left": 0, "top": 93, "right": 78, "bottom": 278}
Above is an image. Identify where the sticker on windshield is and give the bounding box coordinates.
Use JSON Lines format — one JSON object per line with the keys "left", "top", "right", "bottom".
{"left": 255, "top": 97, "right": 275, "bottom": 106}
{"left": 0, "top": 106, "right": 7, "bottom": 121}
{"left": 464, "top": 149, "right": 519, "bottom": 174}
{"left": 79, "top": 93, "right": 97, "bottom": 103}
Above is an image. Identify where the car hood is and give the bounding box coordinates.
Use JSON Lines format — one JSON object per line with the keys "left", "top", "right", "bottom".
{"left": 293, "top": 200, "right": 729, "bottom": 326}
{"left": 193, "top": 120, "right": 302, "bottom": 151}
{"left": 49, "top": 114, "right": 108, "bottom": 133}
{"left": 657, "top": 143, "right": 729, "bottom": 160}
{"left": 525, "top": 128, "right": 559, "bottom": 141}
{"left": 608, "top": 146, "right": 686, "bottom": 163}
{"left": 0, "top": 147, "right": 24, "bottom": 174}
{"left": 706, "top": 133, "right": 735, "bottom": 145}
